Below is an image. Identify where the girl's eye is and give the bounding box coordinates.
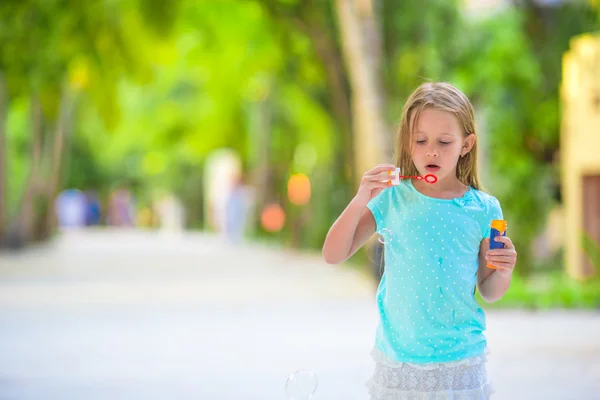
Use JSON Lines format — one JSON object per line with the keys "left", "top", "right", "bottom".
{"left": 440, "top": 141, "right": 451, "bottom": 145}
{"left": 416, "top": 140, "right": 426, "bottom": 144}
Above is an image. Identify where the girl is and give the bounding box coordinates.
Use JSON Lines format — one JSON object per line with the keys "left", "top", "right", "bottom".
{"left": 322, "top": 82, "right": 517, "bottom": 400}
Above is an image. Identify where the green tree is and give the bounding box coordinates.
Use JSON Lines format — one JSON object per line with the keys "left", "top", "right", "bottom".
{"left": 0, "top": 0, "right": 178, "bottom": 245}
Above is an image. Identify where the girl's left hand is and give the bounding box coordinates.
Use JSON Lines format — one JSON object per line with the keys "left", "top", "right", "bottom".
{"left": 485, "top": 236, "right": 518, "bottom": 275}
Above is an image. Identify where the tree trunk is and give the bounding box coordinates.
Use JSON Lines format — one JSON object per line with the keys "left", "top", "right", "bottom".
{"left": 334, "top": 0, "right": 389, "bottom": 186}
{"left": 249, "top": 96, "right": 272, "bottom": 216}
{"left": 335, "top": 0, "right": 389, "bottom": 278}
{"left": 259, "top": 1, "right": 356, "bottom": 188}
{"left": 295, "top": 11, "right": 356, "bottom": 195}
{"left": 299, "top": 13, "right": 354, "bottom": 180}
{"left": 40, "top": 87, "right": 75, "bottom": 239}
{"left": 0, "top": 72, "right": 6, "bottom": 244}
{"left": 17, "top": 93, "right": 44, "bottom": 245}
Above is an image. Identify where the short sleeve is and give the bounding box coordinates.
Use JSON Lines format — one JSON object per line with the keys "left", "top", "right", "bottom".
{"left": 367, "top": 188, "right": 391, "bottom": 233}
{"left": 481, "top": 196, "right": 504, "bottom": 238}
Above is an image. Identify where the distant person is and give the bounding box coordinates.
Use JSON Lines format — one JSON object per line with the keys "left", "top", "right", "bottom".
{"left": 223, "top": 173, "right": 253, "bottom": 244}
{"left": 85, "top": 190, "right": 102, "bottom": 226}
{"left": 156, "top": 194, "right": 185, "bottom": 233}
{"left": 55, "top": 189, "right": 87, "bottom": 228}
{"left": 107, "top": 187, "right": 135, "bottom": 227}
{"left": 322, "top": 82, "right": 518, "bottom": 399}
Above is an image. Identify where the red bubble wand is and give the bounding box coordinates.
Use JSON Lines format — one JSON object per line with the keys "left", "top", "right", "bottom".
{"left": 399, "top": 174, "right": 438, "bottom": 184}
{"left": 389, "top": 168, "right": 438, "bottom": 184}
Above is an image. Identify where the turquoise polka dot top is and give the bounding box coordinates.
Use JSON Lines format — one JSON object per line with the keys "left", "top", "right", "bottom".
{"left": 367, "top": 179, "right": 503, "bottom": 364}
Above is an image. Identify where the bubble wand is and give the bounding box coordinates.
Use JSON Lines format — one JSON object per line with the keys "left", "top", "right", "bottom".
{"left": 388, "top": 167, "right": 438, "bottom": 185}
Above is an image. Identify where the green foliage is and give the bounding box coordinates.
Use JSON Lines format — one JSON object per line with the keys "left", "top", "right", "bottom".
{"left": 476, "top": 272, "right": 600, "bottom": 309}
{"left": 381, "top": 5, "right": 544, "bottom": 273}
{"left": 0, "top": 0, "right": 146, "bottom": 123}
{"left": 4, "top": 97, "right": 30, "bottom": 217}
{"left": 382, "top": 0, "right": 466, "bottom": 112}
{"left": 471, "top": 4, "right": 598, "bottom": 275}
{"left": 1, "top": 0, "right": 599, "bottom": 282}
{"left": 382, "top": 3, "right": 598, "bottom": 275}
{"left": 55, "top": 0, "right": 340, "bottom": 237}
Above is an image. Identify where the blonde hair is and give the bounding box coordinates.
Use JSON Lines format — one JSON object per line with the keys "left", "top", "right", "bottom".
{"left": 394, "top": 82, "right": 481, "bottom": 190}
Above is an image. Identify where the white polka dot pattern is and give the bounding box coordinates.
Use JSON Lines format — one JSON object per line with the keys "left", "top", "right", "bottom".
{"left": 366, "top": 180, "right": 503, "bottom": 364}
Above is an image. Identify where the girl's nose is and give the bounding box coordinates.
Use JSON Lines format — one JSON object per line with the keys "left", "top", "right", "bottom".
{"left": 426, "top": 147, "right": 439, "bottom": 157}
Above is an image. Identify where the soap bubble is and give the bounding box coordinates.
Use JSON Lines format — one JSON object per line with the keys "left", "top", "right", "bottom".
{"left": 378, "top": 228, "right": 393, "bottom": 244}
{"left": 285, "top": 369, "right": 318, "bottom": 400}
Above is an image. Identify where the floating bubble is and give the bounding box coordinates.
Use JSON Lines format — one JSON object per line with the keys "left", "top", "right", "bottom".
{"left": 378, "top": 228, "right": 393, "bottom": 244}
{"left": 285, "top": 369, "right": 318, "bottom": 400}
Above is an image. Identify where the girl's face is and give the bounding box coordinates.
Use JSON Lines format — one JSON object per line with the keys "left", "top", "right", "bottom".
{"left": 411, "top": 108, "right": 475, "bottom": 184}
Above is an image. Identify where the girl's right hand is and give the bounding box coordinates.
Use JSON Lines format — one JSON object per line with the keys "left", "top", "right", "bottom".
{"left": 355, "top": 164, "right": 396, "bottom": 205}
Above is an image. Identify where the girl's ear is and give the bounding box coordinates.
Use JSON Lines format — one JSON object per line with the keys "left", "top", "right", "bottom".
{"left": 461, "top": 133, "right": 476, "bottom": 156}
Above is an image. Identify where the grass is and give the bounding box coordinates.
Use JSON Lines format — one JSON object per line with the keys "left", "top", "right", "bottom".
{"left": 477, "top": 272, "right": 600, "bottom": 310}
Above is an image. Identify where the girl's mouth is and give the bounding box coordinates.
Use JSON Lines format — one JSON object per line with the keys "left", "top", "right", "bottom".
{"left": 425, "top": 164, "right": 440, "bottom": 172}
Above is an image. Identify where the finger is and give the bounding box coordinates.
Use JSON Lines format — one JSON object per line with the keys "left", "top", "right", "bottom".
{"left": 487, "top": 249, "right": 517, "bottom": 256}
{"left": 364, "top": 171, "right": 398, "bottom": 181}
{"left": 361, "top": 175, "right": 392, "bottom": 188}
{"left": 489, "top": 263, "right": 515, "bottom": 271}
{"left": 366, "top": 165, "right": 396, "bottom": 175}
{"left": 365, "top": 181, "right": 392, "bottom": 190}
{"left": 493, "top": 236, "right": 514, "bottom": 249}
{"left": 487, "top": 259, "right": 514, "bottom": 268}
{"left": 485, "top": 256, "right": 516, "bottom": 264}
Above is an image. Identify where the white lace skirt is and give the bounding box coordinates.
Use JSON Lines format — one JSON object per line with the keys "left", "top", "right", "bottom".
{"left": 366, "top": 348, "right": 493, "bottom": 400}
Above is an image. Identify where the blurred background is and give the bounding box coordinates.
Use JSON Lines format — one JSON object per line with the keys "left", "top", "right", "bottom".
{"left": 0, "top": 0, "right": 599, "bottom": 399}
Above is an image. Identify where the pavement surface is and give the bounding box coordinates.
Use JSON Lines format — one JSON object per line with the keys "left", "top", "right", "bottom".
{"left": 0, "top": 229, "right": 598, "bottom": 400}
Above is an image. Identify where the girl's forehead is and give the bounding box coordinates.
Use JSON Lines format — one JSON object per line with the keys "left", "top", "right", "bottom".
{"left": 413, "top": 108, "right": 462, "bottom": 135}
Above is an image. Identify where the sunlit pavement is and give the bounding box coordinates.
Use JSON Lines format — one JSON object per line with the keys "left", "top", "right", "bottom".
{"left": 0, "top": 230, "right": 598, "bottom": 400}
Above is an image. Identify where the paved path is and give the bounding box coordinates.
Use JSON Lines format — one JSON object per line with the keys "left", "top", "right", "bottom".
{"left": 0, "top": 230, "right": 598, "bottom": 400}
